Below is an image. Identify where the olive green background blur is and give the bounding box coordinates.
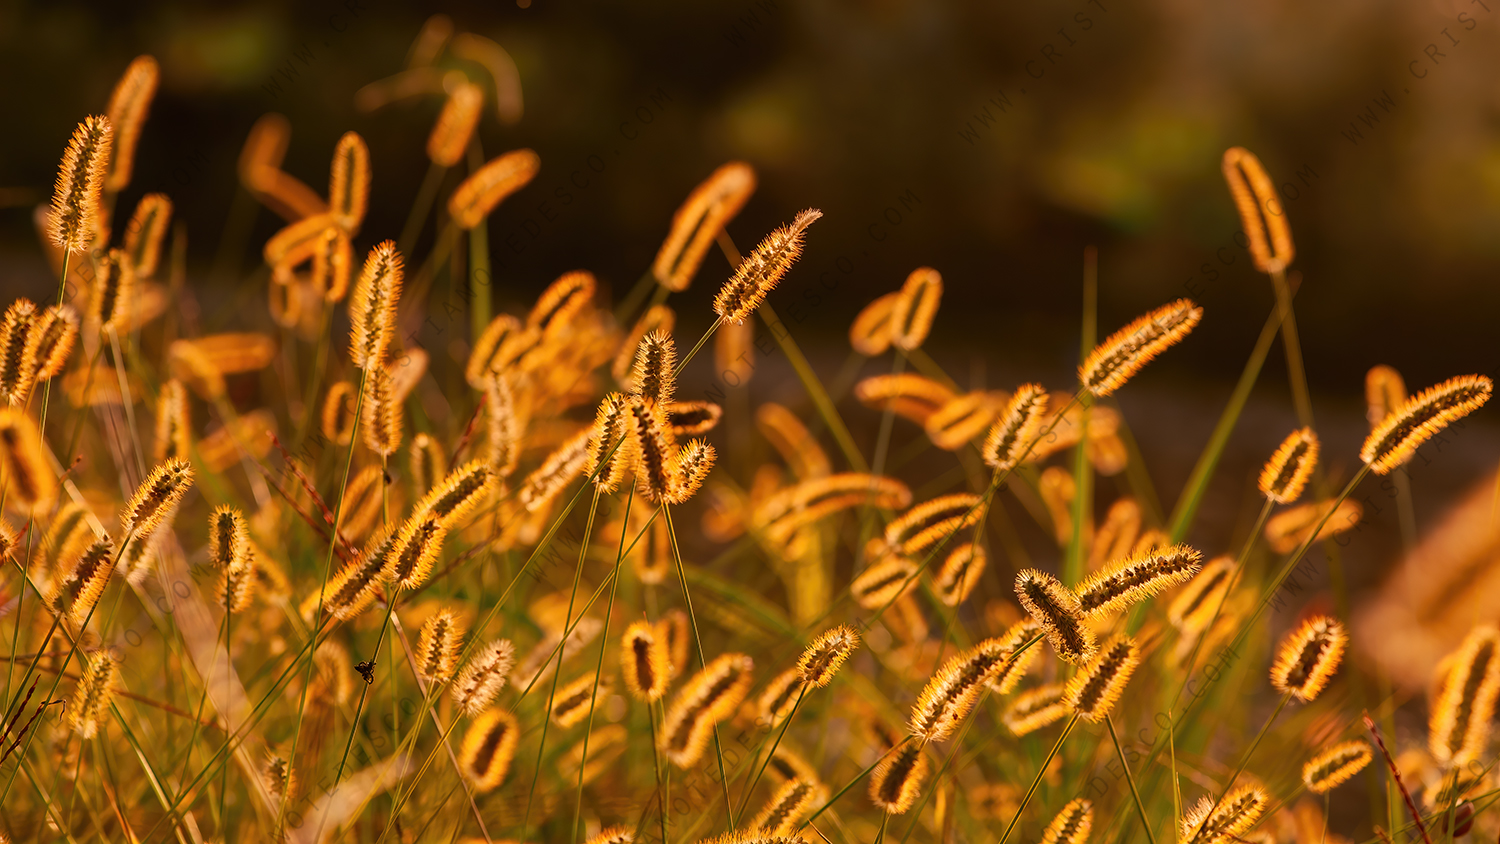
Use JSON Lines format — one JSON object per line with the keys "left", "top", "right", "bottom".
{"left": 3, "top": 0, "right": 1500, "bottom": 576}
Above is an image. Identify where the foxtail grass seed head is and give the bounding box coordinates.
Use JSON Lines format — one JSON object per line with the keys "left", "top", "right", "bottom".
{"left": 934, "top": 543, "right": 986, "bottom": 607}
{"left": 1360, "top": 374, "right": 1492, "bottom": 474}
{"left": 460, "top": 707, "right": 520, "bottom": 793}
{"left": 361, "top": 364, "right": 404, "bottom": 457}
{"left": 799, "top": 624, "right": 860, "bottom": 688}
{"left": 1259, "top": 427, "right": 1320, "bottom": 504}
{"left": 983, "top": 383, "right": 1049, "bottom": 472}
{"left": 713, "top": 208, "right": 822, "bottom": 323}
{"left": 69, "top": 655, "right": 120, "bottom": 738}
{"left": 428, "top": 78, "right": 484, "bottom": 166}
{"left": 665, "top": 437, "right": 715, "bottom": 505}
{"left": 485, "top": 371, "right": 521, "bottom": 478}
{"left": 1264, "top": 498, "right": 1364, "bottom": 554}
{"left": 756, "top": 402, "right": 830, "bottom": 480}
{"left": 1075, "top": 544, "right": 1202, "bottom": 618}
{"left": 450, "top": 148, "right": 541, "bottom": 229}
{"left": 615, "top": 305, "right": 676, "bottom": 387}
{"left": 909, "top": 638, "right": 1019, "bottom": 742}
{"left": 849, "top": 291, "right": 901, "bottom": 356}
{"left": 208, "top": 505, "right": 249, "bottom": 570}
{"left": 1042, "top": 798, "right": 1093, "bottom": 844}
{"left": 666, "top": 400, "right": 723, "bottom": 438}
{"left": 1365, "top": 365, "right": 1407, "bottom": 428}
{"left": 467, "top": 314, "right": 524, "bottom": 388}
{"left": 528, "top": 270, "right": 596, "bottom": 337}
{"left": 417, "top": 609, "right": 465, "bottom": 683}
{"left": 218, "top": 546, "right": 257, "bottom": 612}
{"left": 627, "top": 396, "right": 676, "bottom": 503}
{"left": 0, "top": 299, "right": 38, "bottom": 405}
{"left": 661, "top": 652, "right": 754, "bottom": 768}
{"left": 925, "top": 391, "right": 1004, "bottom": 452}
{"left": 986, "top": 619, "right": 1042, "bottom": 695}
{"left": 1181, "top": 785, "right": 1270, "bottom": 844}
{"left": 1222, "top": 147, "right": 1294, "bottom": 274}
{"left": 869, "top": 740, "right": 927, "bottom": 815}
{"left": 588, "top": 392, "right": 633, "bottom": 492}
{"left": 885, "top": 493, "right": 982, "bottom": 557}
{"left": 451, "top": 638, "right": 516, "bottom": 716}
{"left": 308, "top": 527, "right": 392, "bottom": 622}
{"left": 49, "top": 116, "right": 113, "bottom": 253}
{"left": 585, "top": 827, "right": 634, "bottom": 844}
{"left": 328, "top": 131, "right": 370, "bottom": 232}
{"left": 551, "top": 674, "right": 611, "bottom": 728}
{"left": 1168, "top": 556, "right": 1234, "bottom": 634}
{"left": 321, "top": 380, "right": 357, "bottom": 446}
{"left": 518, "top": 427, "right": 592, "bottom": 512}
{"left": 752, "top": 778, "right": 825, "bottom": 834}
{"left": 91, "top": 249, "right": 135, "bottom": 333}
{"left": 1303, "top": 739, "right": 1373, "bottom": 793}
{"left": 26, "top": 304, "right": 79, "bottom": 384}
{"left": 1015, "top": 569, "right": 1095, "bottom": 664}
{"left": 757, "top": 668, "right": 803, "bottom": 729}
{"left": 39, "top": 500, "right": 92, "bottom": 577}
{"left": 0, "top": 519, "right": 17, "bottom": 564}
{"left": 348, "top": 241, "right": 404, "bottom": 370}
{"left": 384, "top": 516, "right": 444, "bottom": 592}
{"left": 104, "top": 56, "right": 158, "bottom": 192}
{"left": 52, "top": 537, "right": 115, "bottom": 625}
{"left": 1429, "top": 625, "right": 1500, "bottom": 767}
{"left": 888, "top": 266, "right": 942, "bottom": 351}
{"left": 1271, "top": 615, "right": 1347, "bottom": 702}
{"left": 850, "top": 556, "right": 918, "bottom": 610}
{"left": 1064, "top": 635, "right": 1139, "bottom": 722}
{"left": 123, "top": 193, "right": 172, "bottom": 278}
{"left": 629, "top": 330, "right": 677, "bottom": 407}
{"left": 621, "top": 620, "right": 670, "bottom": 702}
{"left": 1004, "top": 683, "right": 1070, "bottom": 735}
{"left": 409, "top": 432, "right": 446, "bottom": 496}
{"left": 652, "top": 161, "right": 757, "bottom": 291}
{"left": 1079, "top": 299, "right": 1202, "bottom": 397}
{"left": 414, "top": 460, "right": 494, "bottom": 529}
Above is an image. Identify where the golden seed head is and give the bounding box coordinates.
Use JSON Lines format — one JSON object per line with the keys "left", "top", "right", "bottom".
{"left": 1042, "top": 798, "right": 1093, "bottom": 844}
{"left": 104, "top": 56, "right": 158, "bottom": 192}
{"left": 924, "top": 391, "right": 1005, "bottom": 451}
{"left": 615, "top": 305, "right": 677, "bottom": 387}
{"left": 449, "top": 148, "right": 541, "bottom": 229}
{"left": 757, "top": 668, "right": 804, "bottom": 729}
{"left": 264, "top": 212, "right": 338, "bottom": 283}
{"left": 528, "top": 270, "right": 597, "bottom": 337}
{"left": 985, "top": 619, "right": 1042, "bottom": 695}
{"left": 869, "top": 740, "right": 927, "bottom": 815}
{"left": 627, "top": 396, "right": 676, "bottom": 503}
{"left": 849, "top": 291, "right": 901, "bottom": 356}
{"left": 459, "top": 707, "right": 520, "bottom": 793}
{"left": 658, "top": 608, "right": 691, "bottom": 680}
{"left": 417, "top": 609, "right": 466, "bottom": 683}
{"left": 313, "top": 222, "right": 354, "bottom": 303}
{"left": 1270, "top": 615, "right": 1347, "bottom": 702}
{"left": 518, "top": 426, "right": 593, "bottom": 513}
{"left": 854, "top": 372, "right": 958, "bottom": 426}
{"left": 384, "top": 516, "right": 445, "bottom": 592}
{"left": 587, "top": 393, "right": 634, "bottom": 492}
{"left": 70, "top": 655, "right": 120, "bottom": 739}
{"left": 1365, "top": 364, "right": 1407, "bottom": 428}
{"left": 321, "top": 380, "right": 357, "bottom": 447}
{"left": 751, "top": 777, "right": 826, "bottom": 835}
{"left": 713, "top": 208, "right": 822, "bottom": 324}
{"left": 550, "top": 673, "right": 611, "bottom": 728}
{"left": 123, "top": 193, "right": 172, "bottom": 278}
{"left": 661, "top": 652, "right": 755, "bottom": 768}
{"left": 584, "top": 826, "right": 635, "bottom": 844}
{"left": 621, "top": 620, "right": 670, "bottom": 703}
{"left": 1259, "top": 427, "right": 1320, "bottom": 504}
{"left": 652, "top": 161, "right": 758, "bottom": 292}
{"left": 52, "top": 537, "right": 116, "bottom": 626}
{"left": 934, "top": 543, "right": 987, "bottom": 607}
{"left": 48, "top": 115, "right": 113, "bottom": 253}
{"left": 451, "top": 638, "right": 517, "bottom": 716}
{"left": 1181, "top": 785, "right": 1270, "bottom": 844}
{"left": 1360, "top": 374, "right": 1492, "bottom": 474}
{"left": 217, "top": 544, "right": 257, "bottom": 613}
{"left": 1014, "top": 569, "right": 1095, "bottom": 664}
{"left": 120, "top": 458, "right": 194, "bottom": 546}
{"left": 888, "top": 267, "right": 943, "bottom": 351}
{"left": 415, "top": 459, "right": 494, "bottom": 530}
{"left": 756, "top": 402, "right": 830, "bottom": 480}
{"left": 1003, "top": 683, "right": 1070, "bottom": 735}
{"left": 1429, "top": 624, "right": 1500, "bottom": 767}
{"left": 91, "top": 249, "right": 136, "bottom": 333}
{"left": 909, "top": 638, "right": 1022, "bottom": 742}
{"left": 629, "top": 330, "right": 678, "bottom": 407}
{"left": 0, "top": 519, "right": 17, "bottom": 563}
{"left": 348, "top": 240, "right": 404, "bottom": 370}
{"left": 207, "top": 505, "right": 249, "bottom": 570}
{"left": 1263, "top": 498, "right": 1364, "bottom": 555}
{"left": 982, "top": 383, "right": 1050, "bottom": 472}
{"left": 328, "top": 131, "right": 370, "bottom": 233}
{"left": 428, "top": 78, "right": 485, "bottom": 167}
{"left": 1079, "top": 298, "right": 1202, "bottom": 397}
{"left": 0, "top": 409, "right": 58, "bottom": 516}
{"left": 1167, "top": 556, "right": 1235, "bottom": 634}
{"left": 409, "top": 432, "right": 447, "bottom": 497}
{"left": 798, "top": 624, "right": 860, "bottom": 688}
{"left": 887, "top": 493, "right": 983, "bottom": 557}
{"left": 1302, "top": 739, "right": 1373, "bottom": 794}
{"left": 26, "top": 304, "right": 80, "bottom": 384}
{"left": 665, "top": 438, "right": 716, "bottom": 505}
{"left": 485, "top": 371, "right": 522, "bottom": 478}
{"left": 361, "top": 364, "right": 404, "bottom": 458}
{"left": 0, "top": 299, "right": 39, "bottom": 405}
{"left": 38, "top": 502, "right": 92, "bottom": 583}
{"left": 849, "top": 556, "right": 918, "bottom": 610}
{"left": 1222, "top": 146, "right": 1294, "bottom": 274}
{"left": 1076, "top": 544, "right": 1202, "bottom": 618}
{"left": 1064, "top": 635, "right": 1140, "bottom": 722}
{"left": 666, "top": 400, "right": 723, "bottom": 438}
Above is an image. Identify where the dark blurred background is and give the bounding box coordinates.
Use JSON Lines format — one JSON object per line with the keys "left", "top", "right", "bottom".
{"left": 3, "top": 0, "right": 1500, "bottom": 590}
